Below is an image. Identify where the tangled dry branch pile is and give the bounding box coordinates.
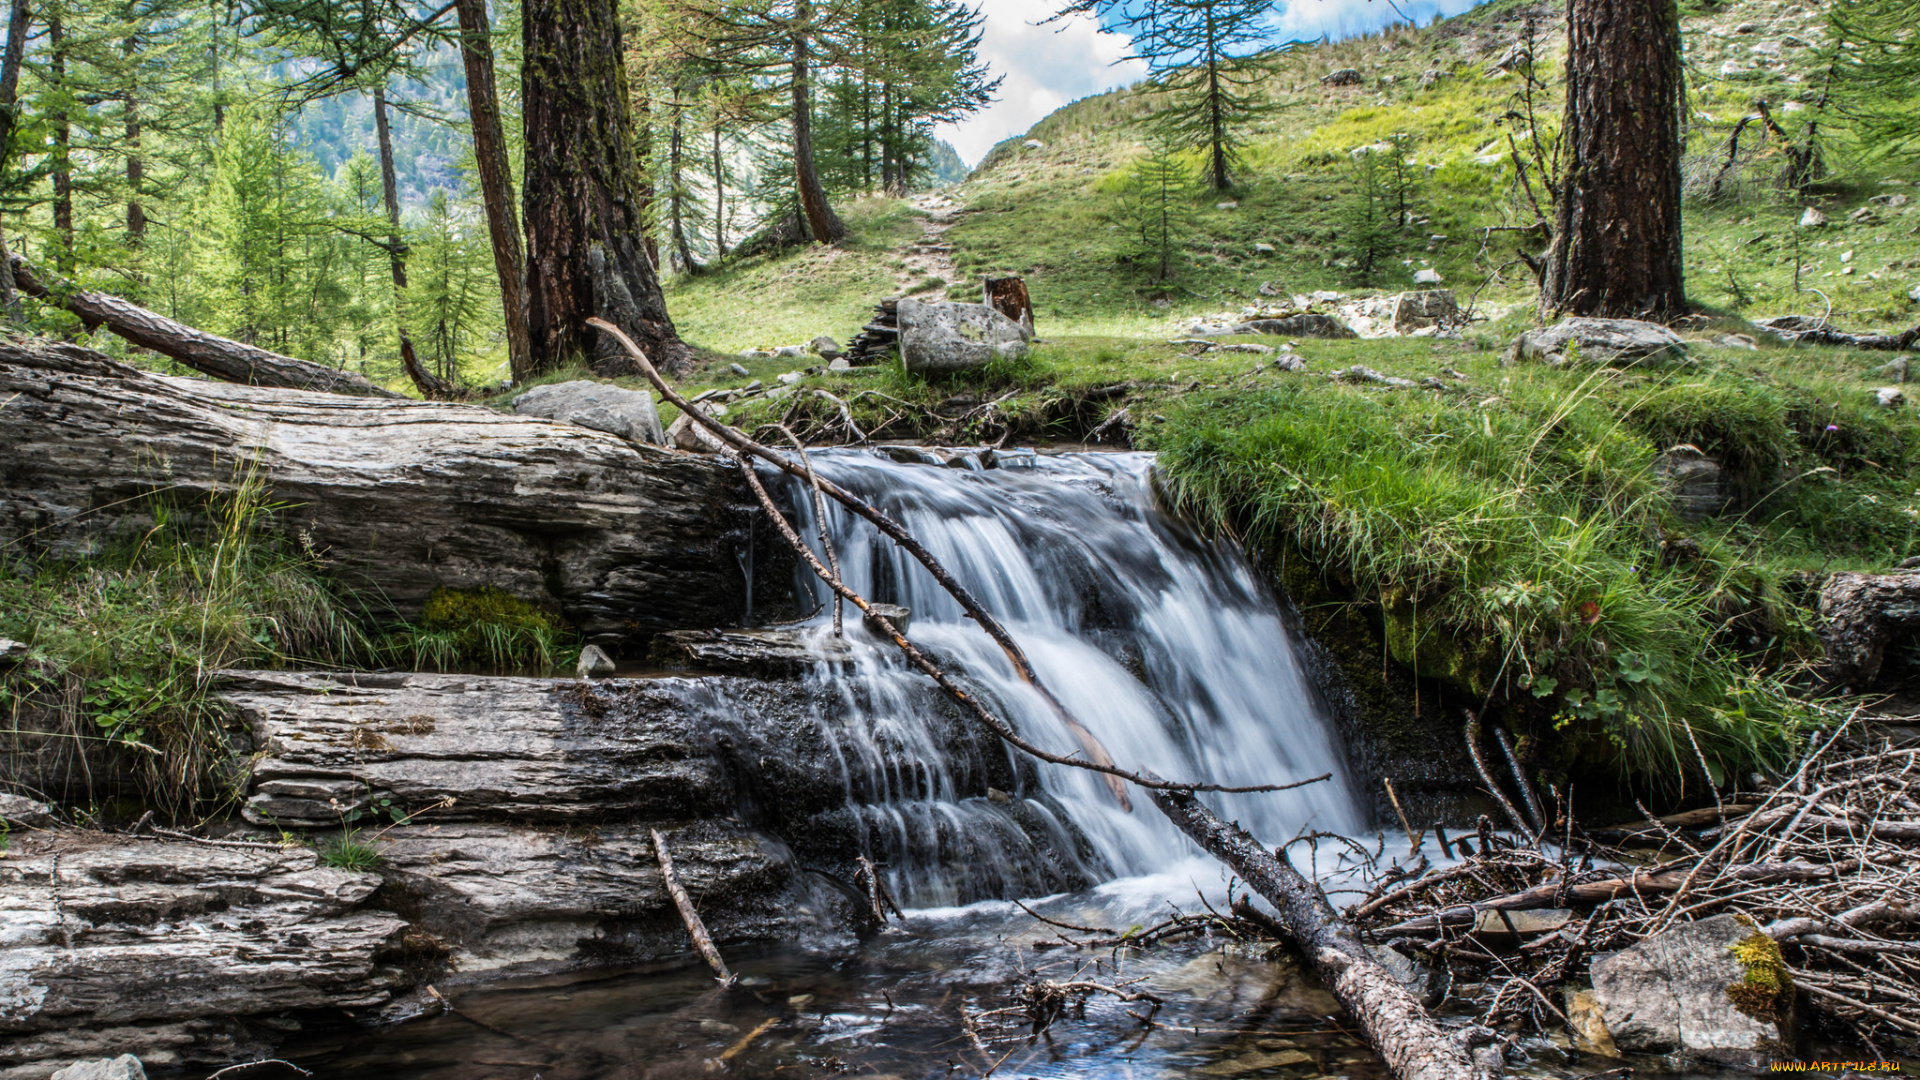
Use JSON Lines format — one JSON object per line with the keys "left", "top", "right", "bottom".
{"left": 1348, "top": 719, "right": 1919, "bottom": 1056}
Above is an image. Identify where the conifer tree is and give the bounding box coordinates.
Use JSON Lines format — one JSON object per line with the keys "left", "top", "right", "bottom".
{"left": 1826, "top": 0, "right": 1920, "bottom": 164}
{"left": 1113, "top": 136, "right": 1196, "bottom": 284}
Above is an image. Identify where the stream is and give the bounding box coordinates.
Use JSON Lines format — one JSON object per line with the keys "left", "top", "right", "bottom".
{"left": 266, "top": 450, "right": 1612, "bottom": 1078}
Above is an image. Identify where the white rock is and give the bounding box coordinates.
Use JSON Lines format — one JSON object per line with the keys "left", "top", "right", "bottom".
{"left": 777, "top": 371, "right": 805, "bottom": 385}
{"left": 1909, "top": 284, "right": 1920, "bottom": 302}
{"left": 52, "top": 1057, "right": 146, "bottom": 1080}
{"left": 1216, "top": 201, "right": 1239, "bottom": 210}
{"left": 575, "top": 644, "right": 616, "bottom": 679}
{"left": 512, "top": 380, "right": 665, "bottom": 447}
{"left": 827, "top": 357, "right": 851, "bottom": 372}
{"left": 1841, "top": 249, "right": 1854, "bottom": 262}
{"left": 1800, "top": 206, "right": 1828, "bottom": 227}
{"left": 772, "top": 345, "right": 808, "bottom": 358}
{"left": 1412, "top": 268, "right": 1443, "bottom": 285}
{"left": 1023, "top": 139, "right": 1046, "bottom": 150}
{"left": 897, "top": 299, "right": 1032, "bottom": 375}
{"left": 727, "top": 362, "right": 750, "bottom": 378}
{"left": 1253, "top": 242, "right": 1276, "bottom": 253}
{"left": 1512, "top": 318, "right": 1692, "bottom": 368}
{"left": 1877, "top": 386, "right": 1905, "bottom": 408}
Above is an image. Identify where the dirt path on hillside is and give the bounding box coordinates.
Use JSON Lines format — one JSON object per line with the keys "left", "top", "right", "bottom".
{"left": 895, "top": 193, "right": 961, "bottom": 295}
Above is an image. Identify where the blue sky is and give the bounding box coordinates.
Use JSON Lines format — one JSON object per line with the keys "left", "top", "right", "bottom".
{"left": 936, "top": 0, "right": 1489, "bottom": 166}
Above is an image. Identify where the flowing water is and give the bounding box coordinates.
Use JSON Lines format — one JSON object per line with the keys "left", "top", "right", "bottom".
{"left": 276, "top": 449, "right": 1414, "bottom": 1079}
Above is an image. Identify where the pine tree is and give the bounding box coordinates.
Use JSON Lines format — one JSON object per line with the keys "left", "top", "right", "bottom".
{"left": 1054, "top": 0, "right": 1280, "bottom": 191}
{"left": 1339, "top": 146, "right": 1395, "bottom": 286}
{"left": 1826, "top": 0, "right": 1920, "bottom": 165}
{"left": 406, "top": 188, "right": 491, "bottom": 383}
{"left": 1113, "top": 136, "right": 1196, "bottom": 284}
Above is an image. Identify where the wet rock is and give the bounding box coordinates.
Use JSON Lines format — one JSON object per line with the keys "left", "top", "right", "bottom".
{"left": 861, "top": 604, "right": 912, "bottom": 636}
{"left": 1510, "top": 318, "right": 1691, "bottom": 368}
{"left": 1564, "top": 988, "right": 1620, "bottom": 1057}
{"left": 0, "top": 836, "right": 403, "bottom": 1071}
{"left": 1656, "top": 446, "right": 1735, "bottom": 520}
{"left": 650, "top": 628, "right": 851, "bottom": 678}
{"left": 511, "top": 380, "right": 664, "bottom": 447}
{"left": 1472, "top": 907, "right": 1571, "bottom": 938}
{"left": 575, "top": 644, "right": 616, "bottom": 678}
{"left": 897, "top": 299, "right": 1031, "bottom": 375}
{"left": 0, "top": 794, "right": 54, "bottom": 829}
{"left": 1321, "top": 68, "right": 1363, "bottom": 86}
{"left": 50, "top": 1057, "right": 145, "bottom": 1080}
{"left": 1589, "top": 914, "right": 1789, "bottom": 1067}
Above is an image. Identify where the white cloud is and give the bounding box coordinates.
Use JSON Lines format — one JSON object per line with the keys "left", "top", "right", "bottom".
{"left": 933, "top": 0, "right": 1490, "bottom": 168}
{"left": 935, "top": 0, "right": 1146, "bottom": 167}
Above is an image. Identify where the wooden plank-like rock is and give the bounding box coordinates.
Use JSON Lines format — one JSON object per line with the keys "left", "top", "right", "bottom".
{"left": 0, "top": 340, "right": 789, "bottom": 639}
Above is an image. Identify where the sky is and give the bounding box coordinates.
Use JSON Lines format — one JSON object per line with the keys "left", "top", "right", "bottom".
{"left": 936, "top": 0, "right": 1489, "bottom": 167}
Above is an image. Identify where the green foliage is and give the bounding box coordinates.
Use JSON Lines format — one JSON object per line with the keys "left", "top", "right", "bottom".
{"left": 0, "top": 474, "right": 373, "bottom": 819}
{"left": 1112, "top": 136, "right": 1200, "bottom": 284}
{"left": 318, "top": 832, "right": 384, "bottom": 870}
{"left": 1336, "top": 139, "right": 1413, "bottom": 285}
{"left": 388, "top": 586, "right": 580, "bottom": 673}
{"left": 405, "top": 189, "right": 495, "bottom": 384}
{"left": 1145, "top": 360, "right": 1819, "bottom": 792}
{"left": 1826, "top": 0, "right": 1920, "bottom": 167}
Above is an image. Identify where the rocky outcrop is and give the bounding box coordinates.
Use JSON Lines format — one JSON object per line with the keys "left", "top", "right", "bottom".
{"left": 1588, "top": 914, "right": 1792, "bottom": 1068}
{"left": 897, "top": 299, "right": 1031, "bottom": 375}
{"left": 1816, "top": 571, "right": 1920, "bottom": 689}
{"left": 511, "top": 379, "right": 665, "bottom": 447}
{"left": 0, "top": 340, "right": 791, "bottom": 642}
{"left": 1656, "top": 446, "right": 1735, "bottom": 520}
{"left": 0, "top": 832, "right": 406, "bottom": 1078}
{"left": 649, "top": 627, "right": 852, "bottom": 677}
{"left": 1510, "top": 318, "right": 1691, "bottom": 368}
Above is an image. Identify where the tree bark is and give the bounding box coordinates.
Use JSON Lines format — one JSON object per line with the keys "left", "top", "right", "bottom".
{"left": 1538, "top": 0, "right": 1686, "bottom": 321}
{"left": 453, "top": 0, "right": 532, "bottom": 384}
{"left": 790, "top": 0, "right": 845, "bottom": 244}
{"left": 9, "top": 253, "right": 403, "bottom": 397}
{"left": 711, "top": 124, "right": 726, "bottom": 261}
{"left": 123, "top": 17, "right": 144, "bottom": 248}
{"left": 372, "top": 88, "right": 459, "bottom": 402}
{"left": 48, "top": 15, "right": 72, "bottom": 268}
{"left": 669, "top": 91, "right": 696, "bottom": 274}
{"left": 521, "top": 0, "right": 689, "bottom": 375}
{"left": 0, "top": 0, "right": 28, "bottom": 322}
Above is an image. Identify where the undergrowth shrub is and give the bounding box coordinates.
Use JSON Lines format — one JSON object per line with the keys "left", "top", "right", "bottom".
{"left": 387, "top": 586, "right": 579, "bottom": 672}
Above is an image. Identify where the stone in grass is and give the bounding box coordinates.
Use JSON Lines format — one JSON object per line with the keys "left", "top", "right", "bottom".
{"left": 512, "top": 380, "right": 665, "bottom": 447}
{"left": 1509, "top": 318, "right": 1692, "bottom": 369}
{"left": 810, "top": 336, "right": 842, "bottom": 359}
{"left": 897, "top": 299, "right": 1031, "bottom": 375}
{"left": 727, "top": 362, "right": 750, "bottom": 378}
{"left": 575, "top": 644, "right": 616, "bottom": 679}
{"left": 0, "top": 791, "right": 55, "bottom": 828}
{"left": 52, "top": 1057, "right": 147, "bottom": 1080}
{"left": 1589, "top": 914, "right": 1793, "bottom": 1068}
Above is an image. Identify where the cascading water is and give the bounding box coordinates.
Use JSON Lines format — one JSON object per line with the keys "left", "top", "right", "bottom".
{"left": 763, "top": 447, "right": 1365, "bottom": 906}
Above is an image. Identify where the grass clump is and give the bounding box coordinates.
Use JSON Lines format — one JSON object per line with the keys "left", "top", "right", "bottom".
{"left": 387, "top": 586, "right": 579, "bottom": 673}
{"left": 318, "top": 832, "right": 384, "bottom": 871}
{"left": 1146, "top": 363, "right": 1815, "bottom": 792}
{"left": 0, "top": 478, "right": 372, "bottom": 818}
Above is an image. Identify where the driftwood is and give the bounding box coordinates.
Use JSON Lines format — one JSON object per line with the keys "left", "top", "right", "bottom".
{"left": 8, "top": 253, "right": 402, "bottom": 397}
{"left": 593, "top": 318, "right": 1494, "bottom": 1080}
{"left": 652, "top": 828, "right": 735, "bottom": 985}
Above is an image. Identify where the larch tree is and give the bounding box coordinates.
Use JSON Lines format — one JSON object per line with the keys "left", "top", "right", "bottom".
{"left": 1537, "top": 0, "right": 1686, "bottom": 320}
{"left": 522, "top": 0, "right": 688, "bottom": 374}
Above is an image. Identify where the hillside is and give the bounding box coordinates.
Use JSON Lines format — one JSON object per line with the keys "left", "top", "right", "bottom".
{"left": 667, "top": 0, "right": 1918, "bottom": 347}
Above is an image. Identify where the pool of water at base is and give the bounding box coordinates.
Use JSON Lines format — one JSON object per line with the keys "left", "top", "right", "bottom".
{"left": 263, "top": 862, "right": 1699, "bottom": 1080}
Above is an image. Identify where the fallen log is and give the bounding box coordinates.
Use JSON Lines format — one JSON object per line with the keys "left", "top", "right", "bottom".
{"left": 652, "top": 828, "right": 735, "bottom": 985}
{"left": 9, "top": 253, "right": 402, "bottom": 398}
{"left": 1758, "top": 315, "right": 1920, "bottom": 352}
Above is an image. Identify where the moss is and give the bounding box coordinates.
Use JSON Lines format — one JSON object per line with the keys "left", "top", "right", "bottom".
{"left": 1727, "top": 921, "right": 1795, "bottom": 1023}
{"left": 420, "top": 585, "right": 561, "bottom": 634}
{"left": 1381, "top": 587, "right": 1504, "bottom": 697}
{"left": 393, "top": 586, "right": 580, "bottom": 673}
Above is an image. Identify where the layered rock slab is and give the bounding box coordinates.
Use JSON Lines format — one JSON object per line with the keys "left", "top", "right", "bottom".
{"left": 0, "top": 340, "right": 788, "bottom": 640}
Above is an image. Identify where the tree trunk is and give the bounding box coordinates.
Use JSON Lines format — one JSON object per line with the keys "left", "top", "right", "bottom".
{"left": 0, "top": 0, "right": 29, "bottom": 322}
{"left": 454, "top": 0, "right": 532, "bottom": 384}
{"left": 521, "top": 0, "right": 688, "bottom": 375}
{"left": 1539, "top": 0, "right": 1686, "bottom": 320}
{"left": 1205, "top": 20, "right": 1228, "bottom": 190}
{"left": 374, "top": 89, "right": 459, "bottom": 401}
{"left": 791, "top": 0, "right": 845, "bottom": 244}
{"left": 48, "top": 15, "right": 72, "bottom": 268}
{"left": 669, "top": 94, "right": 696, "bottom": 274}
{"left": 711, "top": 124, "right": 725, "bottom": 261}
{"left": 123, "top": 19, "right": 144, "bottom": 248}
{"left": 9, "top": 253, "right": 402, "bottom": 397}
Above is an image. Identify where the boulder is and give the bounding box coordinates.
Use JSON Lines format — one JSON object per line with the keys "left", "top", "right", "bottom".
{"left": 51, "top": 1057, "right": 145, "bottom": 1080}
{"left": 896, "top": 299, "right": 1032, "bottom": 376}
{"left": 1589, "top": 914, "right": 1791, "bottom": 1067}
{"left": 1876, "top": 386, "right": 1905, "bottom": 408}
{"left": 810, "top": 335, "right": 842, "bottom": 359}
{"left": 1816, "top": 571, "right": 1920, "bottom": 688}
{"left": 0, "top": 793, "right": 54, "bottom": 829}
{"left": 1800, "top": 206, "right": 1828, "bottom": 227}
{"left": 827, "top": 357, "right": 852, "bottom": 372}
{"left": 666, "top": 408, "right": 729, "bottom": 453}
{"left": 861, "top": 604, "right": 912, "bottom": 637}
{"left": 1509, "top": 318, "right": 1690, "bottom": 368}
{"left": 1656, "top": 447, "right": 1735, "bottom": 520}
{"left": 1321, "top": 68, "right": 1363, "bottom": 86}
{"left": 1392, "top": 290, "right": 1457, "bottom": 332}
{"left": 649, "top": 627, "right": 852, "bottom": 678}
{"left": 575, "top": 643, "right": 616, "bottom": 678}
{"left": 1412, "top": 267, "right": 1443, "bottom": 285}
{"left": 511, "top": 379, "right": 664, "bottom": 447}
{"left": 727, "top": 362, "right": 750, "bottom": 377}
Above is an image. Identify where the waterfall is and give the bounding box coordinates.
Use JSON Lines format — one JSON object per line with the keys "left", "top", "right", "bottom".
{"left": 744, "top": 448, "right": 1364, "bottom": 907}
